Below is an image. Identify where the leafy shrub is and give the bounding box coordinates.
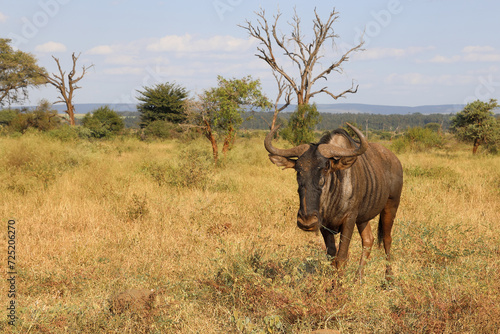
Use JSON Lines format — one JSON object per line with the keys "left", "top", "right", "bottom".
{"left": 142, "top": 120, "right": 182, "bottom": 139}
{"left": 391, "top": 126, "right": 444, "bottom": 153}
{"left": 424, "top": 122, "right": 442, "bottom": 132}
{"left": 47, "top": 125, "right": 92, "bottom": 141}
{"left": 82, "top": 106, "right": 124, "bottom": 138}
{"left": 0, "top": 108, "right": 17, "bottom": 126}
{"left": 282, "top": 104, "right": 321, "bottom": 145}
{"left": 126, "top": 193, "right": 149, "bottom": 221}
{"left": 9, "top": 100, "right": 61, "bottom": 133}
{"left": 375, "top": 130, "right": 394, "bottom": 140}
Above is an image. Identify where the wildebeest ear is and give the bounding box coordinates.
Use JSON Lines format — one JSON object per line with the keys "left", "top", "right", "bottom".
{"left": 329, "top": 156, "right": 357, "bottom": 171}
{"left": 269, "top": 154, "right": 296, "bottom": 169}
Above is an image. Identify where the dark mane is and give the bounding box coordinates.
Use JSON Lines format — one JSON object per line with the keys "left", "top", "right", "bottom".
{"left": 319, "top": 128, "right": 360, "bottom": 145}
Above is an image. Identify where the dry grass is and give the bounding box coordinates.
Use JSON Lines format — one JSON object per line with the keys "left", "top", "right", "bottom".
{"left": 0, "top": 132, "right": 499, "bottom": 333}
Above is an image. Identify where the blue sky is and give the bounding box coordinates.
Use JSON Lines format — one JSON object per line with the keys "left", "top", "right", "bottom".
{"left": 2, "top": 0, "right": 500, "bottom": 108}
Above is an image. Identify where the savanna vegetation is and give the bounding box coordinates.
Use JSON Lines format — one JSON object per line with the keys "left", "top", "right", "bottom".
{"left": 1, "top": 6, "right": 500, "bottom": 332}
{"left": 0, "top": 127, "right": 499, "bottom": 333}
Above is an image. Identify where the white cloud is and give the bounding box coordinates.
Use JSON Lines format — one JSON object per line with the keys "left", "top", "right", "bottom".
{"left": 462, "top": 52, "right": 500, "bottom": 62}
{"left": 106, "top": 54, "right": 140, "bottom": 66}
{"left": 462, "top": 45, "right": 495, "bottom": 53}
{"left": 87, "top": 45, "right": 114, "bottom": 55}
{"left": 35, "top": 41, "right": 67, "bottom": 53}
{"left": 0, "top": 12, "right": 7, "bottom": 23}
{"left": 103, "top": 66, "right": 144, "bottom": 75}
{"left": 428, "top": 55, "right": 461, "bottom": 63}
{"left": 427, "top": 45, "right": 500, "bottom": 63}
{"left": 354, "top": 46, "right": 434, "bottom": 60}
{"left": 146, "top": 33, "right": 255, "bottom": 53}
{"left": 385, "top": 73, "right": 475, "bottom": 86}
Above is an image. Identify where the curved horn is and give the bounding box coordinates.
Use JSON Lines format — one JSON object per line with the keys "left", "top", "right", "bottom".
{"left": 317, "top": 122, "right": 368, "bottom": 158}
{"left": 264, "top": 126, "right": 310, "bottom": 157}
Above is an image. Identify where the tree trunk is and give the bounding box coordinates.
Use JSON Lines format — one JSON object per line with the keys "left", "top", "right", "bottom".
{"left": 222, "top": 126, "right": 235, "bottom": 156}
{"left": 204, "top": 119, "right": 218, "bottom": 163}
{"left": 67, "top": 103, "right": 75, "bottom": 126}
{"left": 472, "top": 139, "right": 480, "bottom": 154}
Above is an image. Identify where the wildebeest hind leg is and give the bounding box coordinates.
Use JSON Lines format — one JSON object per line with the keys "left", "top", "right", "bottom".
{"left": 379, "top": 198, "right": 400, "bottom": 281}
{"left": 356, "top": 221, "right": 374, "bottom": 281}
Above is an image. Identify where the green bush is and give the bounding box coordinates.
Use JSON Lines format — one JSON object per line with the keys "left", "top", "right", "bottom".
{"left": 47, "top": 125, "right": 92, "bottom": 141}
{"left": 142, "top": 120, "right": 182, "bottom": 139}
{"left": 375, "top": 130, "right": 394, "bottom": 141}
{"left": 0, "top": 108, "right": 18, "bottom": 126}
{"left": 82, "top": 106, "right": 124, "bottom": 138}
{"left": 424, "top": 122, "right": 442, "bottom": 132}
{"left": 282, "top": 104, "right": 321, "bottom": 145}
{"left": 391, "top": 126, "right": 444, "bottom": 153}
{"left": 8, "top": 100, "right": 61, "bottom": 133}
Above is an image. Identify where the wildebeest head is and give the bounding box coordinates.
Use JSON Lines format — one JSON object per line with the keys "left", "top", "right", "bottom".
{"left": 265, "top": 123, "right": 368, "bottom": 232}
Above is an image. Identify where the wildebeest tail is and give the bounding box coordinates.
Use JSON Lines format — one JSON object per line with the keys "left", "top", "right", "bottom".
{"left": 377, "top": 221, "right": 384, "bottom": 247}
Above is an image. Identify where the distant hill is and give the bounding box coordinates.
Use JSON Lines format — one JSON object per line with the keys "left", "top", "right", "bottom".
{"left": 280, "top": 103, "right": 465, "bottom": 115}
{"left": 13, "top": 103, "right": 466, "bottom": 115}
{"left": 315, "top": 103, "right": 465, "bottom": 115}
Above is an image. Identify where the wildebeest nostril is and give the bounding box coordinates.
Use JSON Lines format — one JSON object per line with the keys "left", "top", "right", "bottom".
{"left": 297, "top": 214, "right": 319, "bottom": 231}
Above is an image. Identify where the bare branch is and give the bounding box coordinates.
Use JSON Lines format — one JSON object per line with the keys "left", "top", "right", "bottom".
{"left": 239, "top": 9, "right": 300, "bottom": 97}
{"left": 310, "top": 41, "right": 364, "bottom": 87}
{"left": 270, "top": 71, "right": 293, "bottom": 129}
{"left": 309, "top": 80, "right": 359, "bottom": 100}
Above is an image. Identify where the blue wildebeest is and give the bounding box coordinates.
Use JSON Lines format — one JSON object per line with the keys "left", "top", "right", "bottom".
{"left": 265, "top": 123, "right": 403, "bottom": 280}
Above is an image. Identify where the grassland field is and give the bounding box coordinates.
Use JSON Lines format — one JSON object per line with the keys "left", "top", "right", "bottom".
{"left": 0, "top": 130, "right": 499, "bottom": 333}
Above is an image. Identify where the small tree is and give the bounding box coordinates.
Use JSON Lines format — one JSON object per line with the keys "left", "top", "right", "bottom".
{"left": 41, "top": 53, "right": 93, "bottom": 126}
{"left": 82, "top": 106, "right": 124, "bottom": 138}
{"left": 451, "top": 99, "right": 499, "bottom": 154}
{"left": 281, "top": 104, "right": 321, "bottom": 145}
{"left": 0, "top": 38, "right": 47, "bottom": 105}
{"left": 197, "top": 75, "right": 270, "bottom": 163}
{"left": 137, "top": 82, "right": 188, "bottom": 127}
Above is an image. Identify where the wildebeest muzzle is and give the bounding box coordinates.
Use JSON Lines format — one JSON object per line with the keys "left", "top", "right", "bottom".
{"left": 297, "top": 212, "right": 320, "bottom": 231}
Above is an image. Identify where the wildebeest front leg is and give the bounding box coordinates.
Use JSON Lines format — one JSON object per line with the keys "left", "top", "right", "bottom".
{"left": 356, "top": 221, "right": 374, "bottom": 281}
{"left": 336, "top": 219, "right": 356, "bottom": 272}
{"left": 320, "top": 227, "right": 337, "bottom": 258}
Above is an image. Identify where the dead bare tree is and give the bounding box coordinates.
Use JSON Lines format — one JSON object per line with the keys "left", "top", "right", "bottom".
{"left": 240, "top": 8, "right": 364, "bottom": 108}
{"left": 41, "top": 53, "right": 93, "bottom": 125}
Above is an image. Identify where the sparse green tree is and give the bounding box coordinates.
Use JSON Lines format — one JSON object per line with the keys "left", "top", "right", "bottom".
{"left": 137, "top": 82, "right": 188, "bottom": 127}
{"left": 0, "top": 38, "right": 47, "bottom": 105}
{"left": 451, "top": 99, "right": 500, "bottom": 154}
{"left": 82, "top": 106, "right": 124, "bottom": 138}
{"left": 197, "top": 75, "right": 270, "bottom": 163}
{"left": 281, "top": 104, "right": 321, "bottom": 145}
